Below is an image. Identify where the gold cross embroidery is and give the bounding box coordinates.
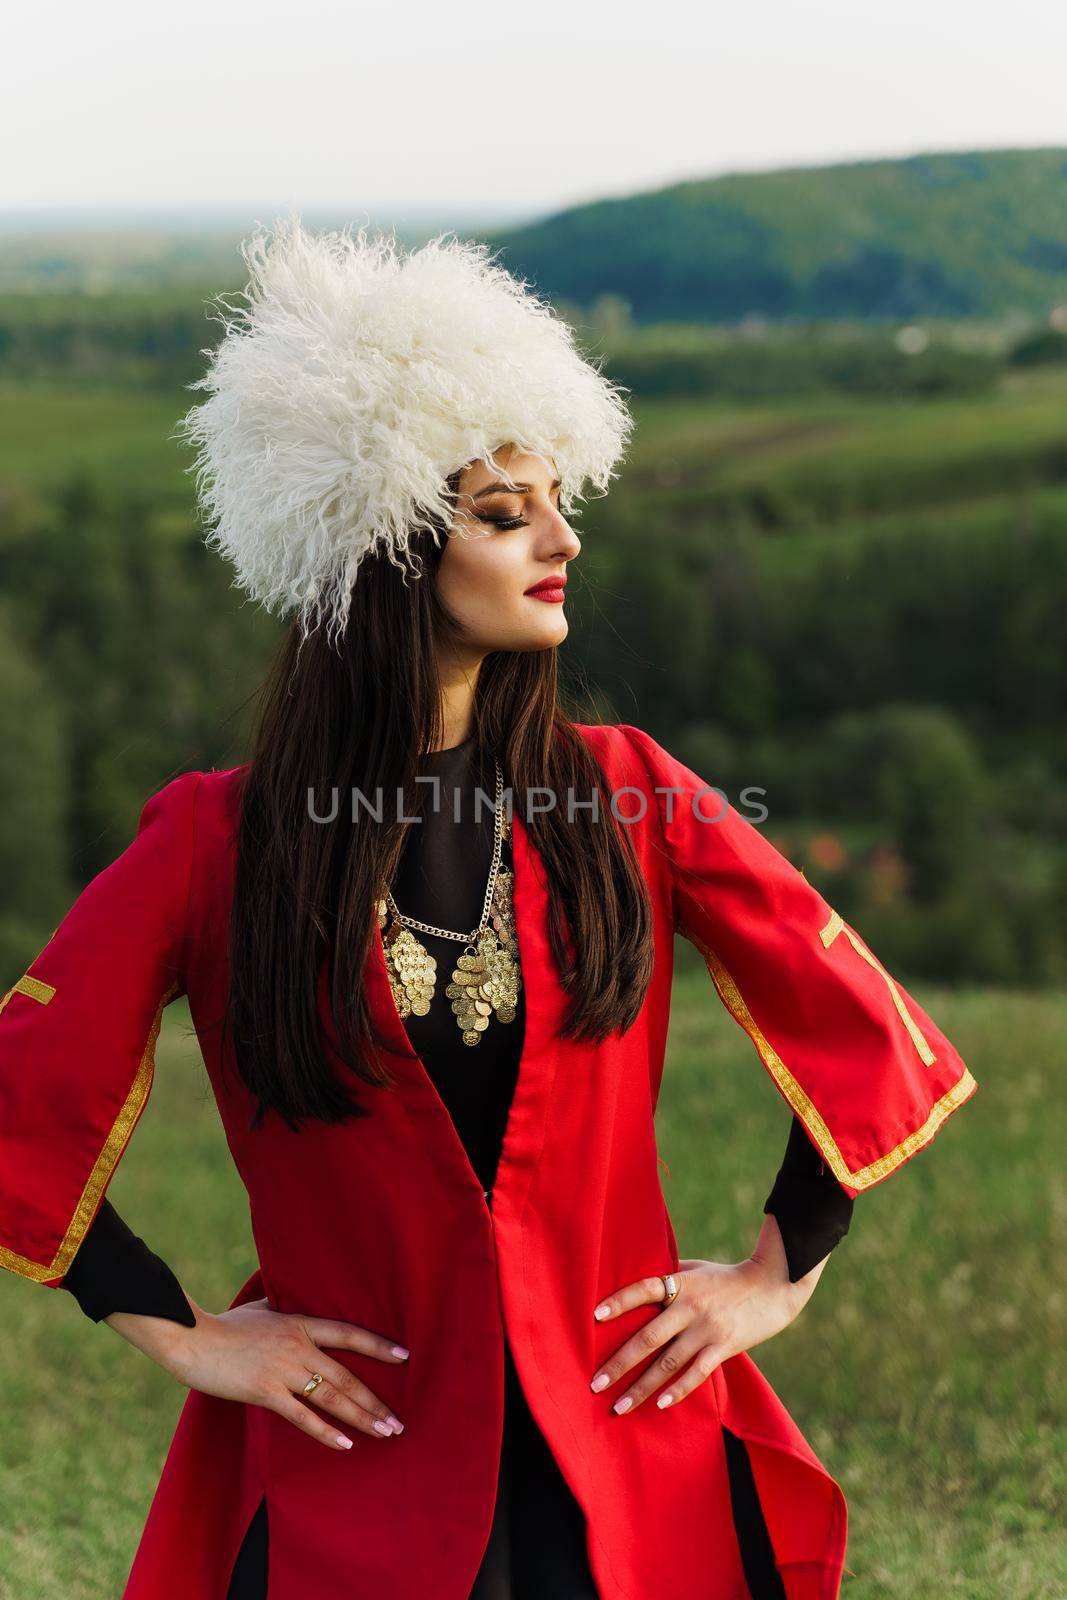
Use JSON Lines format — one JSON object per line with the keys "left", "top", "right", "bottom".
{"left": 0, "top": 974, "right": 57, "bottom": 1019}
{"left": 819, "top": 908, "right": 936, "bottom": 1066}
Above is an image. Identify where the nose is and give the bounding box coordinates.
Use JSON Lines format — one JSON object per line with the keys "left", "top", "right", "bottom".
{"left": 544, "top": 503, "right": 581, "bottom": 559}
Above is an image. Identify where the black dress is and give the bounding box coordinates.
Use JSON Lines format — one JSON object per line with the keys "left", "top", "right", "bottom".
{"left": 62, "top": 734, "right": 854, "bottom": 1599}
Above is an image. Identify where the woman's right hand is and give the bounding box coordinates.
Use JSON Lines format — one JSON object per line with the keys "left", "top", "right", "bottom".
{"left": 105, "top": 1294, "right": 409, "bottom": 1450}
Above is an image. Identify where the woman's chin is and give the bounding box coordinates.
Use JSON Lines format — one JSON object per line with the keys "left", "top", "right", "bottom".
{"left": 526, "top": 613, "right": 568, "bottom": 649}
{"left": 476, "top": 611, "right": 569, "bottom": 653}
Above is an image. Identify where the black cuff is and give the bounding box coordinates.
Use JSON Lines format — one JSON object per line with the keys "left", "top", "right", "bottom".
{"left": 60, "top": 1199, "right": 197, "bottom": 1327}
{"left": 763, "top": 1115, "right": 855, "bottom": 1282}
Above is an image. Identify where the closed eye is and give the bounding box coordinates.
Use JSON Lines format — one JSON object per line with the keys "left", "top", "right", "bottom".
{"left": 479, "top": 515, "right": 528, "bottom": 531}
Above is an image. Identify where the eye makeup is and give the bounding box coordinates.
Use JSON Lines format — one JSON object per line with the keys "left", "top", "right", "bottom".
{"left": 480, "top": 514, "right": 528, "bottom": 531}
{"left": 474, "top": 488, "right": 562, "bottom": 531}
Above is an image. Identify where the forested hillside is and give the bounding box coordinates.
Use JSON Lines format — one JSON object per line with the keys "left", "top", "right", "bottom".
{"left": 486, "top": 147, "right": 1067, "bottom": 322}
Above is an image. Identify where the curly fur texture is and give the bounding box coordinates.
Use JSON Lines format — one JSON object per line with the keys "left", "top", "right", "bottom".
{"left": 173, "top": 212, "right": 634, "bottom": 647}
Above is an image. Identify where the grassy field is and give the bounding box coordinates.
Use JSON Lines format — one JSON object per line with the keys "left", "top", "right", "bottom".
{"left": 622, "top": 367, "right": 1067, "bottom": 529}
{"left": 0, "top": 383, "right": 195, "bottom": 507}
{"left": 4, "top": 364, "right": 1067, "bottom": 514}
{"left": 0, "top": 949, "right": 1061, "bottom": 1598}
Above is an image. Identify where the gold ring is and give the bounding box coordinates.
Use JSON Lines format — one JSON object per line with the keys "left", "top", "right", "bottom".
{"left": 302, "top": 1372, "right": 324, "bottom": 1397}
{"left": 661, "top": 1273, "right": 679, "bottom": 1306}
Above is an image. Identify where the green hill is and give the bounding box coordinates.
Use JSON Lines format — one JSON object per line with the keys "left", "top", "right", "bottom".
{"left": 483, "top": 147, "right": 1067, "bottom": 323}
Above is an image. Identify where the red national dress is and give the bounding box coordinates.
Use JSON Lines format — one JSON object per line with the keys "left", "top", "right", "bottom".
{"left": 0, "top": 723, "right": 977, "bottom": 1599}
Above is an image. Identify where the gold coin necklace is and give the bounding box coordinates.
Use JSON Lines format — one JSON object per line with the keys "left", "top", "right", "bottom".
{"left": 375, "top": 756, "right": 522, "bottom": 1048}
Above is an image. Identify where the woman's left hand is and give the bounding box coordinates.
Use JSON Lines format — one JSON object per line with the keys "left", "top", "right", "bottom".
{"left": 588, "top": 1244, "right": 807, "bottom": 1416}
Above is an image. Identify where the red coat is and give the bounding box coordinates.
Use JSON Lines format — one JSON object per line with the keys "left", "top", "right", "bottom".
{"left": 0, "top": 723, "right": 977, "bottom": 1599}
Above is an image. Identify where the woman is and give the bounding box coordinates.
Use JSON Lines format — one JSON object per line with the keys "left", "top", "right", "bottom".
{"left": 56, "top": 446, "right": 855, "bottom": 1600}
{"left": 0, "top": 220, "right": 977, "bottom": 1600}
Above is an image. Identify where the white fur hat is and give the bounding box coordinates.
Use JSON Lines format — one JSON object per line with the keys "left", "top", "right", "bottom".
{"left": 174, "top": 212, "right": 633, "bottom": 647}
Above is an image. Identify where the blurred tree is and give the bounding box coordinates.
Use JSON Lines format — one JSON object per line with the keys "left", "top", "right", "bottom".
{"left": 0, "top": 601, "right": 70, "bottom": 975}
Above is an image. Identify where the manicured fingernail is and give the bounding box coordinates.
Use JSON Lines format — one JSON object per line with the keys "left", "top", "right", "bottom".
{"left": 590, "top": 1373, "right": 610, "bottom": 1393}
{"left": 593, "top": 1304, "right": 611, "bottom": 1320}
{"left": 657, "top": 1392, "right": 674, "bottom": 1408}
{"left": 391, "top": 1345, "right": 410, "bottom": 1359}
{"left": 373, "top": 1419, "right": 394, "bottom": 1436}
{"left": 386, "top": 1414, "right": 404, "bottom": 1433}
{"left": 613, "top": 1396, "right": 633, "bottom": 1414}
{"left": 337, "top": 1435, "right": 353, "bottom": 1448}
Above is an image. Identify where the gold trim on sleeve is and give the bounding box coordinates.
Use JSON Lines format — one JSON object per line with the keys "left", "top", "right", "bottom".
{"left": 0, "top": 980, "right": 180, "bottom": 1284}
{"left": 676, "top": 921, "right": 977, "bottom": 1191}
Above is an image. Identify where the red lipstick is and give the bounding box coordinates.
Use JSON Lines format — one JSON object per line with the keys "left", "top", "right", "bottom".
{"left": 525, "top": 576, "right": 567, "bottom": 603}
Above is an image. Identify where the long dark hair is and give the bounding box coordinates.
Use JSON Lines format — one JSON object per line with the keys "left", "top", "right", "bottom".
{"left": 221, "top": 483, "right": 655, "bottom": 1132}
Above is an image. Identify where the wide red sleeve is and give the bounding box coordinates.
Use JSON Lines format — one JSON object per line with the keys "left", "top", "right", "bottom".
{"left": 0, "top": 771, "right": 201, "bottom": 1287}
{"left": 617, "top": 724, "right": 977, "bottom": 1198}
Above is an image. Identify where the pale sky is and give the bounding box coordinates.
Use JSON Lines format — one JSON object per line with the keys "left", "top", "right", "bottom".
{"left": 6, "top": 0, "right": 1067, "bottom": 223}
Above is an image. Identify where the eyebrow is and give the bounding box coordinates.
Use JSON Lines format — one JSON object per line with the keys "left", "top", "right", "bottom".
{"left": 471, "top": 477, "right": 562, "bottom": 500}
